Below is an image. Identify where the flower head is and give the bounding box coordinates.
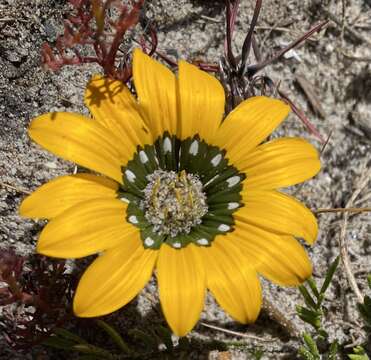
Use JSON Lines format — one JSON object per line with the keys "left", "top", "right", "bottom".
{"left": 20, "top": 49, "right": 320, "bottom": 336}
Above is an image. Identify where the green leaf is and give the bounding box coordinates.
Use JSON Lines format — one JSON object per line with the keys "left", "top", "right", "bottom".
{"left": 54, "top": 328, "right": 88, "bottom": 344}
{"left": 364, "top": 295, "right": 371, "bottom": 309}
{"left": 298, "top": 346, "right": 316, "bottom": 360}
{"left": 154, "top": 325, "right": 173, "bottom": 351}
{"left": 43, "top": 335, "right": 76, "bottom": 350}
{"left": 317, "top": 328, "right": 329, "bottom": 340}
{"left": 357, "top": 296, "right": 371, "bottom": 328}
{"left": 299, "top": 284, "right": 318, "bottom": 309}
{"left": 367, "top": 274, "right": 371, "bottom": 289}
{"left": 178, "top": 336, "right": 190, "bottom": 350}
{"left": 348, "top": 346, "right": 370, "bottom": 360}
{"left": 320, "top": 256, "right": 340, "bottom": 294}
{"left": 128, "top": 329, "right": 157, "bottom": 350}
{"left": 307, "top": 277, "right": 320, "bottom": 299}
{"left": 303, "top": 333, "right": 320, "bottom": 358}
{"left": 348, "top": 355, "right": 370, "bottom": 360}
{"left": 43, "top": 328, "right": 89, "bottom": 350}
{"left": 296, "top": 306, "right": 322, "bottom": 329}
{"left": 96, "top": 320, "right": 131, "bottom": 354}
{"left": 250, "top": 348, "right": 264, "bottom": 360}
{"left": 73, "top": 344, "right": 115, "bottom": 359}
{"left": 317, "top": 293, "right": 325, "bottom": 307}
{"left": 328, "top": 340, "right": 339, "bottom": 360}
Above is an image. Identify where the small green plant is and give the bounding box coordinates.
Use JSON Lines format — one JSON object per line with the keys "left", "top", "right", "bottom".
{"left": 249, "top": 348, "right": 264, "bottom": 360}
{"left": 43, "top": 320, "right": 173, "bottom": 359}
{"left": 297, "top": 260, "right": 371, "bottom": 360}
{"left": 348, "top": 345, "right": 369, "bottom": 360}
{"left": 297, "top": 257, "right": 339, "bottom": 336}
{"left": 43, "top": 319, "right": 222, "bottom": 359}
{"left": 298, "top": 333, "right": 338, "bottom": 360}
{"left": 297, "top": 256, "right": 340, "bottom": 359}
{"left": 357, "top": 275, "right": 371, "bottom": 332}
{"left": 348, "top": 274, "right": 371, "bottom": 360}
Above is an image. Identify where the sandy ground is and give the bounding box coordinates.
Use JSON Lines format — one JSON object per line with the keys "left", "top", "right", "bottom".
{"left": 0, "top": 0, "right": 370, "bottom": 358}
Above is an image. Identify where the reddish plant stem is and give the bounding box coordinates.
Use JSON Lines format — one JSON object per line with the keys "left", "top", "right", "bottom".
{"left": 239, "top": 0, "right": 263, "bottom": 75}
{"left": 279, "top": 89, "right": 325, "bottom": 143}
{"left": 247, "top": 20, "right": 329, "bottom": 77}
{"left": 225, "top": 0, "right": 237, "bottom": 69}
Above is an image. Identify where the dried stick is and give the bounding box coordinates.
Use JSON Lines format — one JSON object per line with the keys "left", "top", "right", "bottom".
{"left": 263, "top": 297, "right": 300, "bottom": 338}
{"left": 0, "top": 182, "right": 30, "bottom": 195}
{"left": 338, "top": 168, "right": 371, "bottom": 303}
{"left": 323, "top": 9, "right": 371, "bottom": 46}
{"left": 341, "top": 50, "right": 371, "bottom": 63}
{"left": 199, "top": 322, "right": 272, "bottom": 342}
{"left": 316, "top": 207, "right": 371, "bottom": 214}
{"left": 295, "top": 74, "right": 326, "bottom": 119}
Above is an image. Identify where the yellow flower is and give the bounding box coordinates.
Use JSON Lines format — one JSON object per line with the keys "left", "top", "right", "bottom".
{"left": 20, "top": 49, "right": 320, "bottom": 336}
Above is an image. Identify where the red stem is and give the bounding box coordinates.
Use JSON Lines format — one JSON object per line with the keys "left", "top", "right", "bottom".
{"left": 248, "top": 20, "right": 329, "bottom": 77}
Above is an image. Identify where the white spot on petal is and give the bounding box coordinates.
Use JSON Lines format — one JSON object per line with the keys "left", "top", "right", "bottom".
{"left": 228, "top": 202, "right": 239, "bottom": 210}
{"left": 139, "top": 151, "right": 149, "bottom": 164}
{"left": 197, "top": 238, "right": 209, "bottom": 246}
{"left": 211, "top": 154, "right": 222, "bottom": 167}
{"left": 172, "top": 242, "right": 181, "bottom": 248}
{"left": 128, "top": 215, "right": 138, "bottom": 224}
{"left": 218, "top": 224, "right": 230, "bottom": 232}
{"left": 144, "top": 237, "right": 154, "bottom": 247}
{"left": 227, "top": 176, "right": 240, "bottom": 187}
{"left": 163, "top": 137, "right": 172, "bottom": 153}
{"left": 125, "top": 169, "right": 136, "bottom": 183}
{"left": 120, "top": 197, "right": 130, "bottom": 203}
{"left": 189, "top": 140, "right": 199, "bottom": 155}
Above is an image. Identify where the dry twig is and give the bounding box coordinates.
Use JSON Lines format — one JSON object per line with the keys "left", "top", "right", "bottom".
{"left": 324, "top": 9, "right": 371, "bottom": 46}
{"left": 316, "top": 207, "right": 371, "bottom": 214}
{"left": 338, "top": 167, "right": 371, "bottom": 303}
{"left": 0, "top": 182, "right": 30, "bottom": 195}
{"left": 199, "top": 322, "right": 272, "bottom": 342}
{"left": 340, "top": 50, "right": 371, "bottom": 63}
{"left": 263, "top": 297, "right": 300, "bottom": 338}
{"left": 295, "top": 74, "right": 326, "bottom": 119}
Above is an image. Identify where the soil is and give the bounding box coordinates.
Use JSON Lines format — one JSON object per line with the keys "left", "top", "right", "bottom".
{"left": 0, "top": 0, "right": 370, "bottom": 359}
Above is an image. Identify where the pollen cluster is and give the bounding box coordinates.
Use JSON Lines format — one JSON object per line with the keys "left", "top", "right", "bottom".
{"left": 141, "top": 170, "right": 208, "bottom": 237}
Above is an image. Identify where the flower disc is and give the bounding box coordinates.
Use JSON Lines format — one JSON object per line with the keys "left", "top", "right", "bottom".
{"left": 119, "top": 132, "right": 245, "bottom": 249}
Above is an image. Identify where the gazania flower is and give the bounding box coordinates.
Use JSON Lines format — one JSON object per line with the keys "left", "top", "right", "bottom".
{"left": 20, "top": 49, "right": 320, "bottom": 336}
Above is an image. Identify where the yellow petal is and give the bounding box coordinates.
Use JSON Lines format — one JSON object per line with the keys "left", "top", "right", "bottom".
{"left": 85, "top": 75, "right": 152, "bottom": 145}
{"left": 74, "top": 236, "right": 157, "bottom": 317}
{"left": 238, "top": 190, "right": 318, "bottom": 244}
{"left": 157, "top": 243, "right": 206, "bottom": 336}
{"left": 242, "top": 137, "right": 321, "bottom": 189}
{"left": 20, "top": 174, "right": 118, "bottom": 219}
{"left": 133, "top": 49, "right": 178, "bottom": 139}
{"left": 37, "top": 198, "right": 137, "bottom": 258}
{"left": 232, "top": 221, "right": 312, "bottom": 286}
{"left": 203, "top": 238, "right": 262, "bottom": 323}
{"left": 29, "top": 112, "right": 127, "bottom": 183}
{"left": 212, "top": 96, "right": 290, "bottom": 156}
{"left": 178, "top": 60, "right": 225, "bottom": 142}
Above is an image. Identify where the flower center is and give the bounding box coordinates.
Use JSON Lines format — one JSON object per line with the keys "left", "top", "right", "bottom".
{"left": 118, "top": 133, "right": 245, "bottom": 249}
{"left": 141, "top": 169, "right": 208, "bottom": 237}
